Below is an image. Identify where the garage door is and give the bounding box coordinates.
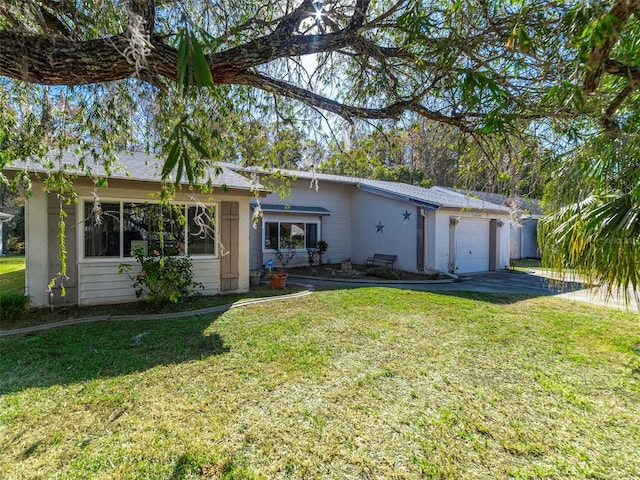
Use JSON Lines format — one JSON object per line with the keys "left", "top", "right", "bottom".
{"left": 455, "top": 219, "right": 490, "bottom": 273}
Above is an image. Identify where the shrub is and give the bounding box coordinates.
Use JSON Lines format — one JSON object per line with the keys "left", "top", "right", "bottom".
{"left": 5, "top": 238, "right": 25, "bottom": 255}
{"left": 119, "top": 251, "right": 202, "bottom": 304}
{"left": 306, "top": 248, "right": 318, "bottom": 266}
{"left": 0, "top": 291, "right": 30, "bottom": 322}
{"left": 275, "top": 240, "right": 297, "bottom": 270}
{"left": 365, "top": 266, "right": 401, "bottom": 280}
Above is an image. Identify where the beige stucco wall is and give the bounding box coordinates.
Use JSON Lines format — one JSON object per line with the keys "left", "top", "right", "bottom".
{"left": 27, "top": 179, "right": 253, "bottom": 307}
{"left": 24, "top": 187, "right": 50, "bottom": 307}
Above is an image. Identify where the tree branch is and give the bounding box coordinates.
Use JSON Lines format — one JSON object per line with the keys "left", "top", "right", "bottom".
{"left": 275, "top": 0, "right": 316, "bottom": 35}
{"left": 583, "top": 0, "right": 640, "bottom": 94}
{"left": 233, "top": 70, "right": 472, "bottom": 130}
{"left": 604, "top": 58, "right": 640, "bottom": 80}
{"left": 599, "top": 59, "right": 640, "bottom": 121}
{"left": 0, "top": 31, "right": 137, "bottom": 84}
{"left": 349, "top": 0, "right": 370, "bottom": 30}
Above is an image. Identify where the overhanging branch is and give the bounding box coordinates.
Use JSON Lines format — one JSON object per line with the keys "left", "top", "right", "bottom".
{"left": 583, "top": 0, "right": 640, "bottom": 94}
{"left": 233, "top": 70, "right": 472, "bottom": 130}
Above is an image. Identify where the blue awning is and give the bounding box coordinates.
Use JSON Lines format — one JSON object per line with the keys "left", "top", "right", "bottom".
{"left": 251, "top": 204, "right": 331, "bottom": 215}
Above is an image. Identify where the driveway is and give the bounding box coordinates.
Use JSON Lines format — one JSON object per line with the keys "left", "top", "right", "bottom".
{"left": 290, "top": 269, "right": 640, "bottom": 313}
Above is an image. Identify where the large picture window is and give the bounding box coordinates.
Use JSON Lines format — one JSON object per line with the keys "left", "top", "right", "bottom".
{"left": 84, "top": 202, "right": 121, "bottom": 257}
{"left": 263, "top": 220, "right": 319, "bottom": 250}
{"left": 84, "top": 201, "right": 216, "bottom": 258}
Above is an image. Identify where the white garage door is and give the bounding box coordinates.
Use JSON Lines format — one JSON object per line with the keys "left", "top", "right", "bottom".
{"left": 455, "top": 219, "right": 490, "bottom": 273}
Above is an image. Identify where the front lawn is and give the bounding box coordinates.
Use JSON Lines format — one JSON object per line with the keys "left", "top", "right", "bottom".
{"left": 0, "top": 255, "right": 25, "bottom": 292}
{"left": 1, "top": 289, "right": 639, "bottom": 479}
{"left": 0, "top": 283, "right": 308, "bottom": 331}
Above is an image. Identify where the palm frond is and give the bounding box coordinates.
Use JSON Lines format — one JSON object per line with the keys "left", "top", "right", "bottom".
{"left": 539, "top": 188, "right": 640, "bottom": 307}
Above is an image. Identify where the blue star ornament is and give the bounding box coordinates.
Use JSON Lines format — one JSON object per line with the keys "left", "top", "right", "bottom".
{"left": 376, "top": 221, "right": 385, "bottom": 233}
{"left": 402, "top": 210, "right": 411, "bottom": 220}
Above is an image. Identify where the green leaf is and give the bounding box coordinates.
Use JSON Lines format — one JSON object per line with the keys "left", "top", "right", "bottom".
{"left": 175, "top": 151, "right": 184, "bottom": 185}
{"left": 162, "top": 137, "right": 181, "bottom": 180}
{"left": 189, "top": 31, "right": 214, "bottom": 88}
{"left": 176, "top": 28, "right": 189, "bottom": 89}
{"left": 183, "top": 129, "right": 210, "bottom": 159}
{"left": 183, "top": 150, "right": 194, "bottom": 184}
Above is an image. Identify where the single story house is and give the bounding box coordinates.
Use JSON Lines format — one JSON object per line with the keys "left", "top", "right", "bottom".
{"left": 4, "top": 150, "right": 259, "bottom": 307}
{"left": 230, "top": 166, "right": 512, "bottom": 275}
{"left": 438, "top": 188, "right": 543, "bottom": 260}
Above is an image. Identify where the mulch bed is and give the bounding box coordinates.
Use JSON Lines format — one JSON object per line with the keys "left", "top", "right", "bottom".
{"left": 285, "top": 263, "right": 448, "bottom": 281}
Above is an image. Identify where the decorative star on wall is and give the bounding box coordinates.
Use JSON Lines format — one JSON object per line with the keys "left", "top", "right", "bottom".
{"left": 376, "top": 221, "right": 385, "bottom": 233}
{"left": 402, "top": 210, "right": 411, "bottom": 220}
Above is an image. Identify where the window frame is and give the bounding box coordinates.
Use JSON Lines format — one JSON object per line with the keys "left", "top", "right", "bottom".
{"left": 81, "top": 198, "right": 218, "bottom": 260}
{"left": 261, "top": 218, "right": 321, "bottom": 253}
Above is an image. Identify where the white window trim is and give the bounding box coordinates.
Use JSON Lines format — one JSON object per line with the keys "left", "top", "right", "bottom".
{"left": 79, "top": 197, "right": 219, "bottom": 260}
{"left": 261, "top": 217, "right": 321, "bottom": 253}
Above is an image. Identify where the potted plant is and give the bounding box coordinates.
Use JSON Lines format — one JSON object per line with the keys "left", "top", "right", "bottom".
{"left": 267, "top": 241, "right": 297, "bottom": 289}
{"left": 267, "top": 270, "right": 288, "bottom": 289}
{"left": 249, "top": 270, "right": 262, "bottom": 286}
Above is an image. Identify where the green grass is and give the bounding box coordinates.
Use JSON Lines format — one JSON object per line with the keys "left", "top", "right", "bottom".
{"left": 1, "top": 278, "right": 306, "bottom": 332}
{"left": 511, "top": 258, "right": 542, "bottom": 271}
{"left": 0, "top": 255, "right": 25, "bottom": 292}
{"left": 0, "top": 255, "right": 304, "bottom": 331}
{"left": 1, "top": 288, "right": 639, "bottom": 479}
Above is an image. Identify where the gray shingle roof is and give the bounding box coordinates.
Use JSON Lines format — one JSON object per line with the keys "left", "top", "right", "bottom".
{"left": 435, "top": 187, "right": 542, "bottom": 215}
{"left": 5, "top": 149, "right": 257, "bottom": 191}
{"left": 364, "top": 180, "right": 509, "bottom": 211}
{"left": 227, "top": 164, "right": 509, "bottom": 212}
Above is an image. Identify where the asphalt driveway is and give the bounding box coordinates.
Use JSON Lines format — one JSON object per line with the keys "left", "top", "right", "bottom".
{"left": 290, "top": 269, "right": 639, "bottom": 313}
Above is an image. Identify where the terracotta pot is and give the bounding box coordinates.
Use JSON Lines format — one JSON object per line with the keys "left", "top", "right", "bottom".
{"left": 268, "top": 273, "right": 288, "bottom": 290}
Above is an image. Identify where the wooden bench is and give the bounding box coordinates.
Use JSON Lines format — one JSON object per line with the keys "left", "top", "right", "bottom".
{"left": 366, "top": 253, "right": 397, "bottom": 268}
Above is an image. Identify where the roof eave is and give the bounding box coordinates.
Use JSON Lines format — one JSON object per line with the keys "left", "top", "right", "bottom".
{"left": 356, "top": 184, "right": 440, "bottom": 210}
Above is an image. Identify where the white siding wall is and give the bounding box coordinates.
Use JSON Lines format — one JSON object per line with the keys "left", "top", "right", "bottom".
{"left": 510, "top": 219, "right": 540, "bottom": 260}
{"left": 248, "top": 209, "right": 262, "bottom": 270}
{"left": 510, "top": 224, "right": 522, "bottom": 259}
{"left": 349, "top": 190, "right": 418, "bottom": 271}
{"left": 521, "top": 219, "right": 540, "bottom": 259}
{"left": 433, "top": 208, "right": 511, "bottom": 274}
{"left": 433, "top": 210, "right": 454, "bottom": 273}
{"left": 248, "top": 178, "right": 512, "bottom": 276}
{"left": 500, "top": 218, "right": 511, "bottom": 268}
{"left": 251, "top": 179, "right": 352, "bottom": 268}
